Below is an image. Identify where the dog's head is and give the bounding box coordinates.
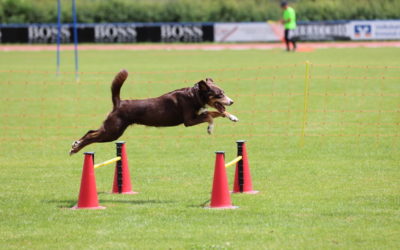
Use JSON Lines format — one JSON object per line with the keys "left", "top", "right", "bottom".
{"left": 195, "top": 78, "right": 234, "bottom": 112}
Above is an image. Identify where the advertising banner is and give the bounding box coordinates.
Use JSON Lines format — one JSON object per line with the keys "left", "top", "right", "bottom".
{"left": 0, "top": 20, "right": 400, "bottom": 43}
{"left": 93, "top": 23, "right": 137, "bottom": 43}
{"left": 0, "top": 23, "right": 213, "bottom": 44}
{"left": 0, "top": 26, "right": 27, "bottom": 43}
{"left": 290, "top": 21, "right": 350, "bottom": 41}
{"left": 214, "top": 22, "right": 281, "bottom": 42}
{"left": 159, "top": 23, "right": 213, "bottom": 42}
{"left": 350, "top": 20, "right": 400, "bottom": 40}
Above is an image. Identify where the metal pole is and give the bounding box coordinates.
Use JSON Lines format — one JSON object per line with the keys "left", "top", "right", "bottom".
{"left": 72, "top": 0, "right": 79, "bottom": 82}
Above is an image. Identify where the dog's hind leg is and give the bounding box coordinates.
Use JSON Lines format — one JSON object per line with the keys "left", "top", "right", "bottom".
{"left": 69, "top": 116, "right": 128, "bottom": 155}
{"left": 70, "top": 129, "right": 103, "bottom": 155}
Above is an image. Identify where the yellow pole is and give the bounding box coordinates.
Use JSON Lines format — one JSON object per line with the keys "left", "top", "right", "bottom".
{"left": 94, "top": 156, "right": 121, "bottom": 169}
{"left": 225, "top": 156, "right": 242, "bottom": 168}
{"left": 301, "top": 61, "right": 311, "bottom": 146}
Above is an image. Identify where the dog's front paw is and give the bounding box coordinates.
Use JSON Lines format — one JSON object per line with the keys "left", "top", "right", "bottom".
{"left": 207, "top": 124, "right": 214, "bottom": 134}
{"left": 228, "top": 114, "right": 239, "bottom": 122}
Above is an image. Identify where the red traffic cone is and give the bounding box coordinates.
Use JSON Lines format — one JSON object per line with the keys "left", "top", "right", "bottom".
{"left": 233, "top": 140, "right": 259, "bottom": 194}
{"left": 72, "top": 152, "right": 105, "bottom": 209}
{"left": 112, "top": 142, "right": 138, "bottom": 194}
{"left": 208, "top": 151, "right": 238, "bottom": 209}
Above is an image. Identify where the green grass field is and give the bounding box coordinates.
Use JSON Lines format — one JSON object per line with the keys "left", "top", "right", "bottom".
{"left": 1, "top": 47, "right": 399, "bottom": 249}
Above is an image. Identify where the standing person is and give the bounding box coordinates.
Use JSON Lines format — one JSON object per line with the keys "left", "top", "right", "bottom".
{"left": 280, "top": 1, "right": 297, "bottom": 51}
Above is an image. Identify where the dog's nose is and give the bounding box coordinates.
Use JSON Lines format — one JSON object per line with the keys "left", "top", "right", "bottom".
{"left": 230, "top": 100, "right": 234, "bottom": 105}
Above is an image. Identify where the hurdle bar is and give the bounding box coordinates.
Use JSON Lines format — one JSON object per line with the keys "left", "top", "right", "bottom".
{"left": 225, "top": 156, "right": 242, "bottom": 168}
{"left": 94, "top": 156, "right": 121, "bottom": 169}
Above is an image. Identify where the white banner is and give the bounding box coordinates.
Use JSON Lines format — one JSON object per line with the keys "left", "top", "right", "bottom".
{"left": 214, "top": 20, "right": 400, "bottom": 42}
{"left": 214, "top": 22, "right": 281, "bottom": 42}
{"left": 350, "top": 20, "right": 400, "bottom": 40}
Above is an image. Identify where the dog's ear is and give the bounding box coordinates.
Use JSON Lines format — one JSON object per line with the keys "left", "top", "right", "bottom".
{"left": 196, "top": 80, "right": 210, "bottom": 92}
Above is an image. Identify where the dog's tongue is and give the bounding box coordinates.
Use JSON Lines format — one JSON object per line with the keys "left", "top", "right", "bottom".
{"left": 215, "top": 102, "right": 226, "bottom": 112}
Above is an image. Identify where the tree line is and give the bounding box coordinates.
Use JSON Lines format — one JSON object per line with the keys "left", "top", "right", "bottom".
{"left": 0, "top": 0, "right": 398, "bottom": 24}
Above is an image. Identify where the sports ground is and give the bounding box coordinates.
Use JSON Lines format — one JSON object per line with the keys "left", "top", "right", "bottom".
{"left": 0, "top": 42, "right": 399, "bottom": 249}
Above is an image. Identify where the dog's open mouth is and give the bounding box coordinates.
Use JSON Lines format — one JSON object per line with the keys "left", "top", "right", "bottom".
{"left": 214, "top": 102, "right": 226, "bottom": 113}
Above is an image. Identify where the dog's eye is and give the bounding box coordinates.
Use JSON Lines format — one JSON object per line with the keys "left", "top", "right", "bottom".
{"left": 215, "top": 95, "right": 223, "bottom": 99}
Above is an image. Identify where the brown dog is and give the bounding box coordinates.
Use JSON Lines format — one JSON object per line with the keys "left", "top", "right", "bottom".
{"left": 69, "top": 69, "right": 238, "bottom": 155}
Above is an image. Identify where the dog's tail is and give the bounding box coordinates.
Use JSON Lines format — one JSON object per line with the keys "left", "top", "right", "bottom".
{"left": 111, "top": 69, "right": 128, "bottom": 108}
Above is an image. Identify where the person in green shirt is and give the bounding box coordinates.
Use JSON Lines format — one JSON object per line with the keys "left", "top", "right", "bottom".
{"left": 280, "top": 1, "right": 297, "bottom": 51}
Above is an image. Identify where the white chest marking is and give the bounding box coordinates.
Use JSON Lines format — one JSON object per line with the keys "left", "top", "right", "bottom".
{"left": 197, "top": 107, "right": 208, "bottom": 115}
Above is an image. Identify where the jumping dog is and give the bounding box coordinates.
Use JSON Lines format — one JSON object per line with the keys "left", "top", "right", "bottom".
{"left": 69, "top": 70, "right": 238, "bottom": 155}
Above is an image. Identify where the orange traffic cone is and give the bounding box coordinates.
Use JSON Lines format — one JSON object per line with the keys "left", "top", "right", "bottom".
{"left": 208, "top": 151, "right": 238, "bottom": 209}
{"left": 72, "top": 152, "right": 105, "bottom": 209}
{"left": 112, "top": 142, "right": 138, "bottom": 194}
{"left": 233, "top": 140, "right": 259, "bottom": 194}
